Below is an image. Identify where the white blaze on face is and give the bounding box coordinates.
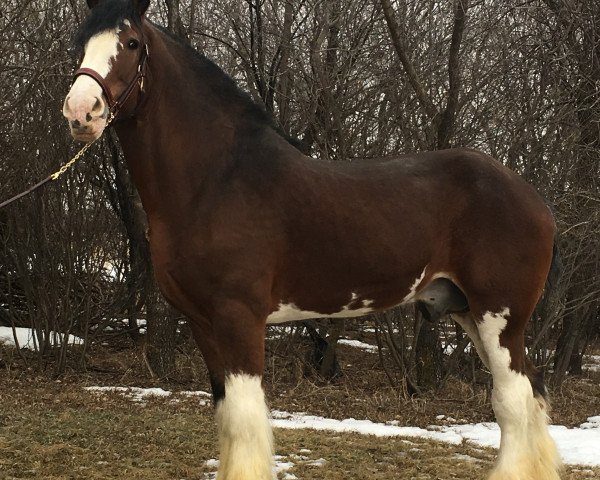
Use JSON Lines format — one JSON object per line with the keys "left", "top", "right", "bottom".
{"left": 82, "top": 29, "right": 122, "bottom": 77}
{"left": 63, "top": 26, "right": 123, "bottom": 140}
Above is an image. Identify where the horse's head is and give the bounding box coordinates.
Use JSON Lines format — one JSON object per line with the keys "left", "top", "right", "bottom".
{"left": 63, "top": 0, "right": 150, "bottom": 142}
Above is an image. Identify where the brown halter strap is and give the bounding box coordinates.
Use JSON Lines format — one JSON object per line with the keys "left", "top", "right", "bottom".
{"left": 73, "top": 43, "right": 149, "bottom": 121}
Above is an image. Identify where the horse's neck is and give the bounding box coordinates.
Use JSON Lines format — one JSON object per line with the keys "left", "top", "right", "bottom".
{"left": 115, "top": 29, "right": 238, "bottom": 219}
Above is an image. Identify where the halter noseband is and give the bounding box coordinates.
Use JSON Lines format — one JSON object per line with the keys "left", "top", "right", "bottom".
{"left": 73, "top": 42, "right": 149, "bottom": 122}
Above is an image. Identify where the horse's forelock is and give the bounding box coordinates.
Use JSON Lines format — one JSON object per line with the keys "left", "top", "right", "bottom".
{"left": 75, "top": 0, "right": 142, "bottom": 48}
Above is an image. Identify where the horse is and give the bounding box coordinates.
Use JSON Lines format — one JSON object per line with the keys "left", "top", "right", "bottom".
{"left": 62, "top": 1, "right": 562, "bottom": 479}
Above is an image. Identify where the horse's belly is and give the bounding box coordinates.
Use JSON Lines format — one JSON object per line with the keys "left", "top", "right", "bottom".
{"left": 266, "top": 295, "right": 375, "bottom": 324}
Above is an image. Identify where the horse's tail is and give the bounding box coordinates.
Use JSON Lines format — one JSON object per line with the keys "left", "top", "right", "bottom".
{"left": 546, "top": 237, "right": 562, "bottom": 291}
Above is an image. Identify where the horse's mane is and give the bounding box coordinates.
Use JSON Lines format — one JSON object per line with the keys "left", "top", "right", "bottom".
{"left": 154, "top": 24, "right": 303, "bottom": 150}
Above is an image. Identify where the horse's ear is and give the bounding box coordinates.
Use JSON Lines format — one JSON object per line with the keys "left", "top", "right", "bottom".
{"left": 132, "top": 0, "right": 150, "bottom": 17}
{"left": 86, "top": 0, "right": 100, "bottom": 9}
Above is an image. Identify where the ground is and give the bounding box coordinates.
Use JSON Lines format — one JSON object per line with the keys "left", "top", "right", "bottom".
{"left": 0, "top": 328, "right": 599, "bottom": 479}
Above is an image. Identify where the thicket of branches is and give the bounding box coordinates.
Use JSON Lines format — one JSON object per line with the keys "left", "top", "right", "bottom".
{"left": 0, "top": 0, "right": 598, "bottom": 388}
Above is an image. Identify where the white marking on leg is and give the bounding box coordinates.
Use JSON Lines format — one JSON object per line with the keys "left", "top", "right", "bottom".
{"left": 216, "top": 374, "right": 274, "bottom": 480}
{"left": 479, "top": 309, "right": 561, "bottom": 480}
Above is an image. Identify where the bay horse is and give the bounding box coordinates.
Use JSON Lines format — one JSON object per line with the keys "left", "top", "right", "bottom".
{"left": 62, "top": 1, "right": 562, "bottom": 479}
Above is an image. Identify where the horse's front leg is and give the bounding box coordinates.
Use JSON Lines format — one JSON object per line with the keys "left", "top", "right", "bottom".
{"left": 190, "top": 299, "right": 273, "bottom": 480}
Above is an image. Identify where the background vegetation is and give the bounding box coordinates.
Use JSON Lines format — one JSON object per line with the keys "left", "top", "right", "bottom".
{"left": 0, "top": 0, "right": 598, "bottom": 391}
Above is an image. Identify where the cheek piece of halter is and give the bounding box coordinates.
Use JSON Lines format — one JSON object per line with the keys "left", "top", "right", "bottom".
{"left": 72, "top": 39, "right": 149, "bottom": 124}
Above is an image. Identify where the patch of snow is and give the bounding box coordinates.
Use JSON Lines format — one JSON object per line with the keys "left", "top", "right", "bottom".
{"left": 0, "top": 326, "right": 83, "bottom": 350}
{"left": 272, "top": 411, "right": 600, "bottom": 467}
{"left": 85, "top": 386, "right": 172, "bottom": 403}
{"left": 443, "top": 342, "right": 472, "bottom": 355}
{"left": 580, "top": 416, "right": 600, "bottom": 429}
{"left": 305, "top": 458, "right": 326, "bottom": 467}
{"left": 338, "top": 339, "right": 378, "bottom": 352}
{"left": 271, "top": 410, "right": 464, "bottom": 444}
{"left": 179, "top": 390, "right": 212, "bottom": 398}
{"left": 582, "top": 364, "right": 600, "bottom": 372}
{"left": 580, "top": 355, "right": 600, "bottom": 373}
{"left": 85, "top": 386, "right": 213, "bottom": 406}
{"left": 452, "top": 453, "right": 483, "bottom": 463}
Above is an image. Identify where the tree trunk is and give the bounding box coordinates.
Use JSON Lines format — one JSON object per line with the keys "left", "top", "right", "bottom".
{"left": 413, "top": 307, "right": 444, "bottom": 389}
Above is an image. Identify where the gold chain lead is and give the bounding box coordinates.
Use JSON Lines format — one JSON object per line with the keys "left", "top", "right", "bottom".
{"left": 50, "top": 112, "right": 114, "bottom": 181}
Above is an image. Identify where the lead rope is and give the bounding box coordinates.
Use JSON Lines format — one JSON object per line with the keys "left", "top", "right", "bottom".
{"left": 0, "top": 112, "right": 114, "bottom": 209}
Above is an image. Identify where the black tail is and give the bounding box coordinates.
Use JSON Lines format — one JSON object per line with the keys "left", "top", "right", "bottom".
{"left": 546, "top": 239, "right": 562, "bottom": 291}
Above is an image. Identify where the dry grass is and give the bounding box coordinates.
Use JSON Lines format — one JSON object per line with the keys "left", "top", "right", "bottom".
{"left": 0, "top": 335, "right": 599, "bottom": 479}
{"left": 0, "top": 378, "right": 599, "bottom": 480}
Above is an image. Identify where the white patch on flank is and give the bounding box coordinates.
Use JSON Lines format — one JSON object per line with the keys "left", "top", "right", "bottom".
{"left": 401, "top": 266, "right": 427, "bottom": 303}
{"left": 215, "top": 374, "right": 273, "bottom": 480}
{"left": 479, "top": 308, "right": 561, "bottom": 480}
{"left": 266, "top": 298, "right": 374, "bottom": 324}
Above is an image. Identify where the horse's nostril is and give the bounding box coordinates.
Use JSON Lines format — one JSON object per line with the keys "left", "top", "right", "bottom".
{"left": 86, "top": 113, "right": 92, "bottom": 122}
{"left": 91, "top": 96, "right": 104, "bottom": 114}
{"left": 71, "top": 119, "right": 81, "bottom": 129}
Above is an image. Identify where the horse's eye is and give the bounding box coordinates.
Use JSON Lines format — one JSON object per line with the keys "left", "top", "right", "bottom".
{"left": 127, "top": 39, "right": 139, "bottom": 50}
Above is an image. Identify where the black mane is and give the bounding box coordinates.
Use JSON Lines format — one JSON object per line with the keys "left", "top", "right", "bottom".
{"left": 75, "top": 0, "right": 142, "bottom": 47}
{"left": 155, "top": 25, "right": 303, "bottom": 150}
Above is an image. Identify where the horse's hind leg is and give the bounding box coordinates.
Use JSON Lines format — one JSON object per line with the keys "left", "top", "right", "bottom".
{"left": 451, "top": 312, "right": 490, "bottom": 368}
{"left": 475, "top": 306, "right": 561, "bottom": 480}
{"left": 189, "top": 304, "right": 273, "bottom": 480}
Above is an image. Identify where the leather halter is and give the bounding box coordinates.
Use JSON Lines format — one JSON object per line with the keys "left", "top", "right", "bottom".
{"left": 73, "top": 42, "right": 149, "bottom": 122}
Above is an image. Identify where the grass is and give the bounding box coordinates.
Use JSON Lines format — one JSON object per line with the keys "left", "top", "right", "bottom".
{"left": 0, "top": 335, "right": 599, "bottom": 479}
{"left": 0, "top": 377, "right": 599, "bottom": 480}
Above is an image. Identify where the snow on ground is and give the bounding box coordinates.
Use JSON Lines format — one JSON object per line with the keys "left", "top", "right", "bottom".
{"left": 0, "top": 326, "right": 83, "bottom": 349}
{"left": 83, "top": 385, "right": 600, "bottom": 467}
{"left": 85, "top": 386, "right": 172, "bottom": 402}
{"left": 337, "top": 338, "right": 378, "bottom": 352}
{"left": 583, "top": 355, "right": 600, "bottom": 373}
{"left": 273, "top": 411, "right": 600, "bottom": 467}
{"left": 85, "top": 386, "right": 212, "bottom": 405}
